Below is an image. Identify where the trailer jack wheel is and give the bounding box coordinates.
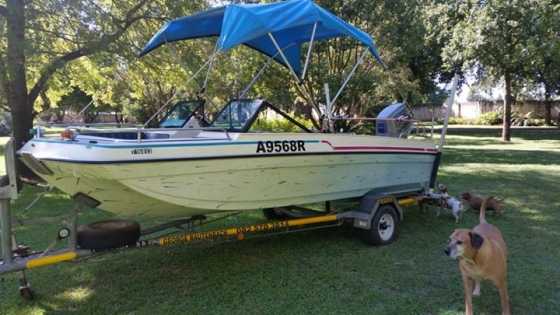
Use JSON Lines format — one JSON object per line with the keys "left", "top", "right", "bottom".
{"left": 19, "top": 276, "right": 34, "bottom": 300}
{"left": 360, "top": 204, "right": 400, "bottom": 246}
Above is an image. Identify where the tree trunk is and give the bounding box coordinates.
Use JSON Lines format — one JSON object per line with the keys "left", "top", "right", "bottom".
{"left": 544, "top": 86, "right": 552, "bottom": 126}
{"left": 6, "top": 0, "right": 32, "bottom": 150}
{"left": 502, "top": 72, "right": 512, "bottom": 141}
{"left": 6, "top": 0, "right": 37, "bottom": 179}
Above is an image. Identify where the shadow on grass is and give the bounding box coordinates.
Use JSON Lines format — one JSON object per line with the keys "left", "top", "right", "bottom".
{"left": 1, "top": 137, "right": 560, "bottom": 314}
{"left": 3, "top": 165, "right": 560, "bottom": 314}
{"left": 442, "top": 148, "right": 560, "bottom": 165}
{"left": 445, "top": 138, "right": 507, "bottom": 146}
{"left": 447, "top": 128, "right": 560, "bottom": 140}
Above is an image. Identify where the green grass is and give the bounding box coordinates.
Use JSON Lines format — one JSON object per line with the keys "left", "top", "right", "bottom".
{"left": 1, "top": 129, "right": 560, "bottom": 314}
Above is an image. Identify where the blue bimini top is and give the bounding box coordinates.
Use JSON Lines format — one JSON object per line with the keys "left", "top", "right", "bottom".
{"left": 139, "top": 0, "right": 383, "bottom": 75}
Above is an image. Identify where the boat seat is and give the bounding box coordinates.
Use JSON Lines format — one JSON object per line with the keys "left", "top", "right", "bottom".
{"left": 80, "top": 131, "right": 169, "bottom": 140}
{"left": 143, "top": 132, "right": 170, "bottom": 139}
{"left": 80, "top": 131, "right": 142, "bottom": 140}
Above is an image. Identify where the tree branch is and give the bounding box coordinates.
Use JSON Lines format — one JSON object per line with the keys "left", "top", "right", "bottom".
{"left": 27, "top": 0, "right": 150, "bottom": 105}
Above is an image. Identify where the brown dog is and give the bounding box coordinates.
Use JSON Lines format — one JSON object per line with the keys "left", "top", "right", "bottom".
{"left": 461, "top": 192, "right": 504, "bottom": 215}
{"left": 445, "top": 197, "right": 510, "bottom": 315}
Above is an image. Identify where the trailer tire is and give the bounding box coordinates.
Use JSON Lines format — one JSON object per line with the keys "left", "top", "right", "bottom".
{"left": 77, "top": 219, "right": 140, "bottom": 251}
{"left": 360, "top": 204, "right": 400, "bottom": 246}
{"left": 19, "top": 286, "right": 34, "bottom": 301}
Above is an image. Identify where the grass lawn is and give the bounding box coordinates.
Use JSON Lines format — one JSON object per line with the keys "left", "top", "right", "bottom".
{"left": 1, "top": 129, "right": 559, "bottom": 314}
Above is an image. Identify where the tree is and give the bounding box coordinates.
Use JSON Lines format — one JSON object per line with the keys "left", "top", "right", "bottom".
{"left": 0, "top": 0, "right": 153, "bottom": 146}
{"left": 527, "top": 1, "right": 560, "bottom": 125}
{"left": 1, "top": 0, "right": 456, "bottom": 146}
{"left": 295, "top": 0, "right": 453, "bottom": 129}
{"left": 51, "top": 87, "right": 92, "bottom": 123}
{"left": 0, "top": 0, "right": 157, "bottom": 177}
{"left": 58, "top": 1, "right": 212, "bottom": 124}
{"left": 428, "top": 0, "right": 539, "bottom": 141}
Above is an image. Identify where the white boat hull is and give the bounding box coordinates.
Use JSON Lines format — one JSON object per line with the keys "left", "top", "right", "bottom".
{"left": 20, "top": 132, "right": 439, "bottom": 218}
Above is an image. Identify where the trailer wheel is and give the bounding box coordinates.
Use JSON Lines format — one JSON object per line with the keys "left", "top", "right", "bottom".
{"left": 77, "top": 219, "right": 140, "bottom": 251}
{"left": 360, "top": 204, "right": 400, "bottom": 246}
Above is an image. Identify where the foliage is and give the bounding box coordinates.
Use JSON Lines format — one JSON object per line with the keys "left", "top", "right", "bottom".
{"left": 54, "top": 0, "right": 453, "bottom": 127}
{"left": 525, "top": 1, "right": 560, "bottom": 124}
{"left": 39, "top": 86, "right": 91, "bottom": 123}
{"left": 447, "top": 116, "right": 467, "bottom": 125}
{"left": 2, "top": 0, "right": 558, "bottom": 143}
{"left": 1, "top": 0, "right": 164, "bottom": 154}
{"left": 251, "top": 116, "right": 314, "bottom": 133}
{"left": 425, "top": 0, "right": 556, "bottom": 140}
{"left": 299, "top": 0, "right": 453, "bottom": 125}
{"left": 475, "top": 111, "right": 502, "bottom": 126}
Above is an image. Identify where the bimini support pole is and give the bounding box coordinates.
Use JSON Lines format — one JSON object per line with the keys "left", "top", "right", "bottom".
{"left": 328, "top": 49, "right": 368, "bottom": 110}
{"left": 301, "top": 22, "right": 318, "bottom": 81}
{"left": 268, "top": 33, "right": 301, "bottom": 83}
{"left": 323, "top": 83, "right": 334, "bottom": 132}
{"left": 268, "top": 32, "right": 320, "bottom": 117}
{"left": 239, "top": 42, "right": 298, "bottom": 99}
{"left": 77, "top": 99, "right": 95, "bottom": 117}
{"left": 239, "top": 52, "right": 278, "bottom": 99}
{"left": 239, "top": 58, "right": 273, "bottom": 99}
{"left": 202, "top": 41, "right": 220, "bottom": 96}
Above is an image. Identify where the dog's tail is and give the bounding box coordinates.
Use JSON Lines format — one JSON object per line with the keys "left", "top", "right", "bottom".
{"left": 480, "top": 197, "right": 491, "bottom": 224}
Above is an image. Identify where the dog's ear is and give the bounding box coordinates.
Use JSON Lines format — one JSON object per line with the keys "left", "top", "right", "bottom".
{"left": 469, "top": 232, "right": 484, "bottom": 249}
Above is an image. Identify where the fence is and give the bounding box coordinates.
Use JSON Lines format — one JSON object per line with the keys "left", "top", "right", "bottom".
{"left": 413, "top": 100, "right": 560, "bottom": 121}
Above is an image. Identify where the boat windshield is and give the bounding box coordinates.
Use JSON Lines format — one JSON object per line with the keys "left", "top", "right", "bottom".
{"left": 210, "top": 100, "right": 262, "bottom": 131}
{"left": 159, "top": 100, "right": 202, "bottom": 128}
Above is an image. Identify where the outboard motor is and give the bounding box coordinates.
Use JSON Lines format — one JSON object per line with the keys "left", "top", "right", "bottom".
{"left": 375, "top": 102, "right": 413, "bottom": 138}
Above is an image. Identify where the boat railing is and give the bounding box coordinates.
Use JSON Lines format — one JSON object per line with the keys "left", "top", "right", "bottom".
{"left": 33, "top": 125, "right": 233, "bottom": 142}
{"left": 331, "top": 117, "right": 419, "bottom": 123}
{"left": 330, "top": 116, "right": 434, "bottom": 138}
{"left": 35, "top": 122, "right": 142, "bottom": 129}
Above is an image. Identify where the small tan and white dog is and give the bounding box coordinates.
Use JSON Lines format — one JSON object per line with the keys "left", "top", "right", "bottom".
{"left": 432, "top": 184, "right": 465, "bottom": 222}
{"left": 445, "top": 197, "right": 510, "bottom": 315}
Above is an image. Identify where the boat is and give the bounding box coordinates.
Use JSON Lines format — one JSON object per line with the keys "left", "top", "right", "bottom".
{"left": 18, "top": 0, "right": 440, "bottom": 218}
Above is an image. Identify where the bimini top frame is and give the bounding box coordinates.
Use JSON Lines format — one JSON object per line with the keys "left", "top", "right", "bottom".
{"left": 139, "top": 0, "right": 385, "bottom": 126}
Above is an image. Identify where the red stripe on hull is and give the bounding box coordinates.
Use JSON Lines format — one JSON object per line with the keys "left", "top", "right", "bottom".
{"left": 321, "top": 140, "right": 438, "bottom": 153}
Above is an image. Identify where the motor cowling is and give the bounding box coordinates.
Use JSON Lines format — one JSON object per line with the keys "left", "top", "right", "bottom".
{"left": 375, "top": 102, "right": 413, "bottom": 138}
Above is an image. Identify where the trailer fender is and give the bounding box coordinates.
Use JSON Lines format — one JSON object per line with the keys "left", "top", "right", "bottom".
{"left": 337, "top": 196, "right": 402, "bottom": 231}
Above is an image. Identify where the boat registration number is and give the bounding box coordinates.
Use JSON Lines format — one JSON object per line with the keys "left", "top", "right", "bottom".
{"left": 131, "top": 148, "right": 152, "bottom": 155}
{"left": 256, "top": 141, "right": 306, "bottom": 153}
